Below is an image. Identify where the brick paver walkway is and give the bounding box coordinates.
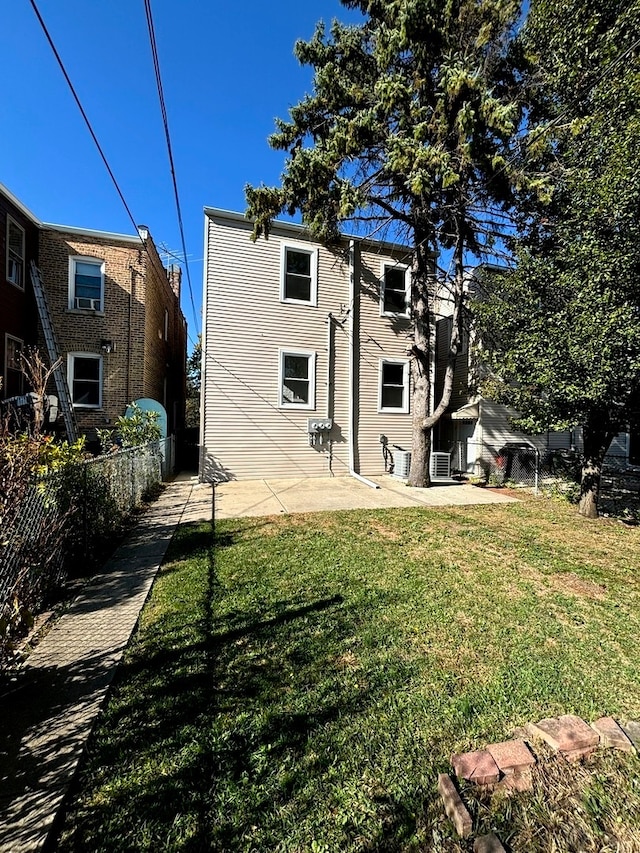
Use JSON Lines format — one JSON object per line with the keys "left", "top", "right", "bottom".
{"left": 0, "top": 476, "right": 213, "bottom": 853}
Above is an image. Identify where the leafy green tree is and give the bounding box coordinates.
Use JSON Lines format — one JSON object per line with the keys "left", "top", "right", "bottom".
{"left": 475, "top": 0, "right": 640, "bottom": 517}
{"left": 97, "top": 403, "right": 161, "bottom": 453}
{"left": 186, "top": 335, "right": 201, "bottom": 430}
{"left": 246, "top": 0, "right": 545, "bottom": 486}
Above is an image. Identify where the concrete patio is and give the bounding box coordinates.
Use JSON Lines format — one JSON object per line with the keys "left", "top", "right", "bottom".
{"left": 213, "top": 474, "right": 519, "bottom": 518}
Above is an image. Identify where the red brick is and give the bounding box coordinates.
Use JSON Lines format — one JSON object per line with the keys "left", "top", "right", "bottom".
{"left": 474, "top": 832, "right": 507, "bottom": 852}
{"left": 591, "top": 717, "right": 634, "bottom": 752}
{"left": 451, "top": 750, "right": 500, "bottom": 785}
{"left": 437, "top": 773, "right": 473, "bottom": 838}
{"left": 621, "top": 721, "right": 640, "bottom": 753}
{"left": 561, "top": 745, "right": 597, "bottom": 762}
{"left": 527, "top": 715, "right": 598, "bottom": 752}
{"left": 498, "top": 770, "right": 534, "bottom": 793}
{"left": 486, "top": 739, "right": 536, "bottom": 775}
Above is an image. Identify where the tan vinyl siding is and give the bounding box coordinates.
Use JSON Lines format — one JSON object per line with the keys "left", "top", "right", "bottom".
{"left": 202, "top": 214, "right": 351, "bottom": 480}
{"left": 356, "top": 244, "right": 413, "bottom": 474}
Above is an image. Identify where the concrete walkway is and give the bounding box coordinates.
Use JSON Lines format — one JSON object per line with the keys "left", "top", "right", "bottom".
{"left": 0, "top": 475, "right": 212, "bottom": 853}
{"left": 214, "top": 474, "right": 518, "bottom": 518}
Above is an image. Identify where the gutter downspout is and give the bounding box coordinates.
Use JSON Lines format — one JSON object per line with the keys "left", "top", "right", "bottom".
{"left": 326, "top": 312, "right": 334, "bottom": 475}
{"left": 348, "top": 239, "right": 380, "bottom": 490}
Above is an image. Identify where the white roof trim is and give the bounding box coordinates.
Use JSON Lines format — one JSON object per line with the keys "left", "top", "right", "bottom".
{"left": 203, "top": 206, "right": 421, "bottom": 256}
{"left": 450, "top": 397, "right": 480, "bottom": 420}
{"left": 42, "top": 222, "right": 143, "bottom": 245}
{"left": 0, "top": 182, "right": 42, "bottom": 226}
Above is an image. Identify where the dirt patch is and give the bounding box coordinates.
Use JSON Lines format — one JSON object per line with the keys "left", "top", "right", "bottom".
{"left": 366, "top": 521, "right": 403, "bottom": 541}
{"left": 548, "top": 572, "right": 607, "bottom": 600}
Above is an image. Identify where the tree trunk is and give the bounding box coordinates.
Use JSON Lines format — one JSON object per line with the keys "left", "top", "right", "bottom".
{"left": 578, "top": 421, "right": 615, "bottom": 518}
{"left": 408, "top": 218, "right": 466, "bottom": 487}
{"left": 408, "top": 226, "right": 434, "bottom": 487}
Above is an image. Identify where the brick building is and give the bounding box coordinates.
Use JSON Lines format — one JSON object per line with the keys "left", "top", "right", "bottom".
{"left": 0, "top": 184, "right": 39, "bottom": 398}
{"left": 38, "top": 223, "right": 187, "bottom": 443}
{"left": 0, "top": 182, "right": 186, "bottom": 446}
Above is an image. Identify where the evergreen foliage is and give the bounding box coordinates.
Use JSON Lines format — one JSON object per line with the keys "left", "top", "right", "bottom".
{"left": 246, "top": 0, "right": 546, "bottom": 486}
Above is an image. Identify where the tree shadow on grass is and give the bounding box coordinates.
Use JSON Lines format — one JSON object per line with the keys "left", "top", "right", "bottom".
{"left": 51, "top": 522, "right": 435, "bottom": 853}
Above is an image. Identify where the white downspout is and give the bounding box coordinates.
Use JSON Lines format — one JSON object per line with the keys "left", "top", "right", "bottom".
{"left": 348, "top": 239, "right": 380, "bottom": 490}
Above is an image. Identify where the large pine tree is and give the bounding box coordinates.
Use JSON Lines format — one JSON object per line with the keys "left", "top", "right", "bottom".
{"left": 246, "top": 0, "right": 544, "bottom": 486}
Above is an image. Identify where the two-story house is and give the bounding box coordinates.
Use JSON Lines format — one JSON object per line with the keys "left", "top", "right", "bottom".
{"left": 0, "top": 182, "right": 187, "bottom": 448}
{"left": 200, "top": 208, "right": 427, "bottom": 482}
{"left": 0, "top": 184, "right": 39, "bottom": 400}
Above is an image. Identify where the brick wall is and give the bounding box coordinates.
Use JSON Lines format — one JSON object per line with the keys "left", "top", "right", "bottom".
{"left": 38, "top": 228, "right": 185, "bottom": 443}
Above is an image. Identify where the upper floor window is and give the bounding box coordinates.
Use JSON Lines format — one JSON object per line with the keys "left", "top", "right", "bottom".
{"left": 380, "top": 262, "right": 409, "bottom": 316}
{"left": 69, "top": 257, "right": 104, "bottom": 312}
{"left": 378, "top": 358, "right": 410, "bottom": 413}
{"left": 279, "top": 349, "right": 316, "bottom": 409}
{"left": 68, "top": 353, "right": 102, "bottom": 407}
{"left": 6, "top": 217, "right": 25, "bottom": 289}
{"left": 280, "top": 244, "right": 317, "bottom": 305}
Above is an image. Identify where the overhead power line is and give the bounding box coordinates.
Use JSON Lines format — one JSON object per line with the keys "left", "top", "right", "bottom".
{"left": 143, "top": 0, "right": 200, "bottom": 336}
{"left": 28, "top": 0, "right": 196, "bottom": 334}
{"left": 28, "top": 0, "right": 141, "bottom": 237}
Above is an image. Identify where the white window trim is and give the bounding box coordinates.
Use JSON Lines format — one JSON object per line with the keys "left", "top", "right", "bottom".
{"left": 67, "top": 352, "right": 103, "bottom": 408}
{"left": 378, "top": 358, "right": 410, "bottom": 413}
{"left": 6, "top": 215, "right": 26, "bottom": 290}
{"left": 4, "top": 334, "right": 24, "bottom": 394}
{"left": 280, "top": 242, "right": 318, "bottom": 307}
{"left": 278, "top": 348, "right": 316, "bottom": 410}
{"left": 68, "top": 256, "right": 105, "bottom": 313}
{"left": 380, "top": 261, "right": 410, "bottom": 318}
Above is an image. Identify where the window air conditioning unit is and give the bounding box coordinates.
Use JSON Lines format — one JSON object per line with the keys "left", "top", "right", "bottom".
{"left": 75, "top": 297, "right": 101, "bottom": 310}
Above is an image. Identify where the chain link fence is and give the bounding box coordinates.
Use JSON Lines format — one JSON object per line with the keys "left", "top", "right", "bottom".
{"left": 450, "top": 440, "right": 640, "bottom": 515}
{"left": 1, "top": 438, "right": 174, "bottom": 660}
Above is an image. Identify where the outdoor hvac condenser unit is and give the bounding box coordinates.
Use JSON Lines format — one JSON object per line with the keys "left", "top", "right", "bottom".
{"left": 430, "top": 452, "right": 452, "bottom": 481}
{"left": 392, "top": 447, "right": 411, "bottom": 478}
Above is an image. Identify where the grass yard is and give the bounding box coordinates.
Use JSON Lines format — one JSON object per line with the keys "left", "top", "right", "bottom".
{"left": 56, "top": 497, "right": 640, "bottom": 852}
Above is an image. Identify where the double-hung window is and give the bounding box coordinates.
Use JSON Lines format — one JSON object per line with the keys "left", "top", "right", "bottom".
{"left": 68, "top": 353, "right": 102, "bottom": 407}
{"left": 6, "top": 217, "right": 25, "bottom": 289}
{"left": 378, "top": 359, "right": 410, "bottom": 413}
{"left": 279, "top": 349, "right": 315, "bottom": 409}
{"left": 4, "top": 335, "right": 24, "bottom": 397}
{"left": 280, "top": 244, "right": 317, "bottom": 305}
{"left": 380, "top": 262, "right": 409, "bottom": 316}
{"left": 69, "top": 257, "right": 104, "bottom": 312}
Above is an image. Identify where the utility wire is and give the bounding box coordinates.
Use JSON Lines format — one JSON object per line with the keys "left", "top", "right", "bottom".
{"left": 28, "top": 0, "right": 140, "bottom": 237}
{"left": 143, "top": 0, "right": 200, "bottom": 336}
{"left": 28, "top": 0, "right": 185, "bottom": 316}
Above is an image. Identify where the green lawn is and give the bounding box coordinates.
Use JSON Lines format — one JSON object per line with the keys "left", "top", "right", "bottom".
{"left": 56, "top": 498, "right": 640, "bottom": 852}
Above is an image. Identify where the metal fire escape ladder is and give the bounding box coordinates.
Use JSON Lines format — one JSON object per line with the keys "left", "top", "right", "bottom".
{"left": 29, "top": 261, "right": 78, "bottom": 442}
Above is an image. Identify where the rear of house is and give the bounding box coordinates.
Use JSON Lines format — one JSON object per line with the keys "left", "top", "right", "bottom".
{"left": 200, "top": 209, "right": 421, "bottom": 481}
{"left": 38, "top": 223, "right": 186, "bottom": 446}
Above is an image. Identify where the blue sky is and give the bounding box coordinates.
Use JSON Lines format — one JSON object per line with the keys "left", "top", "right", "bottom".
{"left": 2, "top": 0, "right": 363, "bottom": 349}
